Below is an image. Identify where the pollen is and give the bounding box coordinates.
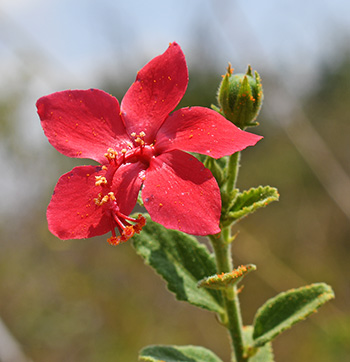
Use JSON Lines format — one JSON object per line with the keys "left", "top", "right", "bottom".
{"left": 95, "top": 175, "right": 108, "bottom": 186}
{"left": 108, "top": 192, "right": 116, "bottom": 201}
{"left": 104, "top": 148, "right": 118, "bottom": 160}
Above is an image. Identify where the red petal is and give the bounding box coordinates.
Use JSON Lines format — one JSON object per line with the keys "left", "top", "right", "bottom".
{"left": 37, "top": 89, "right": 130, "bottom": 163}
{"left": 47, "top": 166, "right": 112, "bottom": 239}
{"left": 142, "top": 150, "right": 221, "bottom": 235}
{"left": 112, "top": 161, "right": 146, "bottom": 215}
{"left": 121, "top": 42, "right": 188, "bottom": 143}
{"left": 155, "top": 107, "right": 262, "bottom": 158}
{"left": 47, "top": 163, "right": 145, "bottom": 240}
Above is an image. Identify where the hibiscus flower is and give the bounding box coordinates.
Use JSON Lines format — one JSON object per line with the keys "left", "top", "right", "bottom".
{"left": 37, "top": 42, "right": 262, "bottom": 245}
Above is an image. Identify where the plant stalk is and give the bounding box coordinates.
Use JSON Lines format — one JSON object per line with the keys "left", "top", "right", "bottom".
{"left": 210, "top": 231, "right": 246, "bottom": 362}
{"left": 226, "top": 151, "right": 241, "bottom": 194}
{"left": 209, "top": 151, "right": 247, "bottom": 361}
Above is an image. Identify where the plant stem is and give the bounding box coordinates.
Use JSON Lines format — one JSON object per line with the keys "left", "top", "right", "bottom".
{"left": 226, "top": 151, "right": 241, "bottom": 194}
{"left": 210, "top": 231, "right": 246, "bottom": 362}
{"left": 210, "top": 151, "right": 247, "bottom": 361}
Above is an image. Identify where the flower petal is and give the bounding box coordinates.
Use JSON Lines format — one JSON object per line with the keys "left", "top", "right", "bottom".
{"left": 47, "top": 166, "right": 112, "bottom": 239}
{"left": 37, "top": 89, "right": 130, "bottom": 163}
{"left": 48, "top": 163, "right": 145, "bottom": 240}
{"left": 112, "top": 161, "right": 146, "bottom": 215}
{"left": 155, "top": 107, "right": 262, "bottom": 158}
{"left": 142, "top": 150, "right": 221, "bottom": 235}
{"left": 121, "top": 42, "right": 188, "bottom": 143}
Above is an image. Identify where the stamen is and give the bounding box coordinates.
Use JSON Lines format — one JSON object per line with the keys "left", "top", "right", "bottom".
{"left": 95, "top": 175, "right": 108, "bottom": 186}
{"left": 94, "top": 191, "right": 115, "bottom": 206}
{"left": 107, "top": 214, "right": 146, "bottom": 246}
{"left": 104, "top": 148, "right": 118, "bottom": 162}
{"left": 108, "top": 191, "right": 116, "bottom": 201}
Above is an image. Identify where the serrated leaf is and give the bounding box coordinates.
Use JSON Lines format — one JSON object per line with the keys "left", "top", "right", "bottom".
{"left": 223, "top": 186, "right": 279, "bottom": 226}
{"left": 132, "top": 215, "right": 224, "bottom": 314}
{"left": 197, "top": 264, "right": 256, "bottom": 290}
{"left": 243, "top": 326, "right": 274, "bottom": 362}
{"left": 139, "top": 345, "right": 224, "bottom": 362}
{"left": 252, "top": 283, "right": 335, "bottom": 347}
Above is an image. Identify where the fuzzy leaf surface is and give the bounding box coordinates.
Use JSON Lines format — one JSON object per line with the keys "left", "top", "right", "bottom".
{"left": 253, "top": 283, "right": 335, "bottom": 347}
{"left": 224, "top": 186, "right": 279, "bottom": 226}
{"left": 243, "top": 326, "right": 274, "bottom": 362}
{"left": 132, "top": 215, "right": 224, "bottom": 314}
{"left": 139, "top": 345, "right": 224, "bottom": 362}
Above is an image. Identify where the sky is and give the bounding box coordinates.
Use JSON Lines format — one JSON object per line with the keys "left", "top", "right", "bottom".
{"left": 1, "top": 0, "right": 350, "bottom": 90}
{"left": 0, "top": 0, "right": 350, "bottom": 221}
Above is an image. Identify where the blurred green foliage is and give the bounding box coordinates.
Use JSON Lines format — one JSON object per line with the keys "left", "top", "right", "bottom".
{"left": 0, "top": 54, "right": 349, "bottom": 362}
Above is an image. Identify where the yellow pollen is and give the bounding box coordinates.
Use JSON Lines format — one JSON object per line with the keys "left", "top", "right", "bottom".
{"left": 131, "top": 132, "right": 136, "bottom": 137}
{"left": 121, "top": 148, "right": 127, "bottom": 154}
{"left": 102, "top": 165, "right": 108, "bottom": 170}
{"left": 135, "top": 137, "right": 145, "bottom": 145}
{"left": 139, "top": 131, "right": 146, "bottom": 137}
{"left": 104, "top": 148, "right": 118, "bottom": 160}
{"left": 94, "top": 192, "right": 114, "bottom": 206}
{"left": 95, "top": 176, "right": 108, "bottom": 186}
{"left": 108, "top": 192, "right": 116, "bottom": 201}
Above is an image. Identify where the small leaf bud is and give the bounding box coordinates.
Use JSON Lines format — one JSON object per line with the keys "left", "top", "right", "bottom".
{"left": 216, "top": 64, "right": 263, "bottom": 129}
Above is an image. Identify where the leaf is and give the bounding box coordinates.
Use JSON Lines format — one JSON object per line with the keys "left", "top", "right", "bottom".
{"left": 223, "top": 186, "right": 279, "bottom": 226}
{"left": 252, "top": 283, "right": 335, "bottom": 347}
{"left": 243, "top": 326, "right": 274, "bottom": 362}
{"left": 197, "top": 264, "right": 256, "bottom": 290}
{"left": 139, "top": 345, "right": 224, "bottom": 362}
{"left": 132, "top": 215, "right": 224, "bottom": 314}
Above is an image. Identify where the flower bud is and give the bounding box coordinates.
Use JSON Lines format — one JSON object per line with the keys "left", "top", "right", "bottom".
{"left": 216, "top": 64, "right": 263, "bottom": 129}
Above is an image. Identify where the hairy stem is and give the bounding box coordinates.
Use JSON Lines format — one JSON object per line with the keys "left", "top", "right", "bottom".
{"left": 209, "top": 151, "right": 248, "bottom": 361}
{"left": 226, "top": 151, "right": 241, "bottom": 194}
{"left": 209, "top": 231, "right": 246, "bottom": 362}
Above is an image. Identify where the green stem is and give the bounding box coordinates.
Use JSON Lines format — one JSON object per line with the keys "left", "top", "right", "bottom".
{"left": 209, "top": 231, "right": 246, "bottom": 362}
{"left": 226, "top": 151, "right": 241, "bottom": 194}
{"left": 208, "top": 151, "right": 247, "bottom": 361}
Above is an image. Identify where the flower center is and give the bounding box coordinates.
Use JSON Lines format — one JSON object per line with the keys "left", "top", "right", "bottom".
{"left": 93, "top": 131, "right": 152, "bottom": 244}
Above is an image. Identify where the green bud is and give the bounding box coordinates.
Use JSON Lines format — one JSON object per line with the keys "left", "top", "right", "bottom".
{"left": 216, "top": 63, "right": 263, "bottom": 129}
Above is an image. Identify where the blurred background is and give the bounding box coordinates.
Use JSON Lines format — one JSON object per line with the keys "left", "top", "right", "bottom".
{"left": 0, "top": 0, "right": 349, "bottom": 361}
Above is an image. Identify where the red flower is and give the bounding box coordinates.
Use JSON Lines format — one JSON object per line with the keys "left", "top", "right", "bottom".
{"left": 37, "top": 42, "right": 262, "bottom": 244}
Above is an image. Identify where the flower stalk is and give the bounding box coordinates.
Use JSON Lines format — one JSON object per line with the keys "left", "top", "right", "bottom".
{"left": 210, "top": 230, "right": 246, "bottom": 362}
{"left": 209, "top": 151, "right": 247, "bottom": 361}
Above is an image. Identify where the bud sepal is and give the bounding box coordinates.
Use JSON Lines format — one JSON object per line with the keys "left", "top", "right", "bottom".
{"left": 216, "top": 64, "right": 263, "bottom": 129}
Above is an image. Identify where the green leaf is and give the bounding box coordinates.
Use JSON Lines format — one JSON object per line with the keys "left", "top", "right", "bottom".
{"left": 243, "top": 326, "right": 274, "bottom": 362}
{"left": 197, "top": 264, "right": 256, "bottom": 290}
{"left": 132, "top": 215, "right": 224, "bottom": 314}
{"left": 223, "top": 186, "right": 279, "bottom": 226}
{"left": 252, "top": 283, "right": 335, "bottom": 347}
{"left": 139, "top": 345, "right": 224, "bottom": 362}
